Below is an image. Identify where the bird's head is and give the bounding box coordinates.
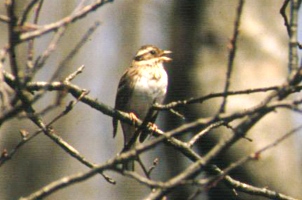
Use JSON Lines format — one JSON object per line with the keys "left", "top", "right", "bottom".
{"left": 133, "top": 45, "right": 172, "bottom": 65}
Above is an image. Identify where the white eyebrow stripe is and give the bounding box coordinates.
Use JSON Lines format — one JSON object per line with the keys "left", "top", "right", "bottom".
{"left": 136, "top": 49, "right": 151, "bottom": 56}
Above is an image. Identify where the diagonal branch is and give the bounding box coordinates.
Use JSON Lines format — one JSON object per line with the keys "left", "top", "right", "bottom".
{"left": 19, "top": 0, "right": 113, "bottom": 42}
{"left": 218, "top": 0, "right": 244, "bottom": 113}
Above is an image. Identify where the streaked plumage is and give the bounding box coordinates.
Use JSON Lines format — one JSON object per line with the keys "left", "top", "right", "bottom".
{"left": 113, "top": 45, "right": 171, "bottom": 170}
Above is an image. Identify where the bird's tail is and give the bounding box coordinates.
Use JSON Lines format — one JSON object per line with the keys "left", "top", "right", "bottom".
{"left": 120, "top": 123, "right": 139, "bottom": 171}
{"left": 112, "top": 118, "right": 118, "bottom": 138}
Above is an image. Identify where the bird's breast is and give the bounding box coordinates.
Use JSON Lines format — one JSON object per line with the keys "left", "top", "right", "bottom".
{"left": 135, "top": 67, "right": 168, "bottom": 96}
{"left": 127, "top": 67, "right": 168, "bottom": 119}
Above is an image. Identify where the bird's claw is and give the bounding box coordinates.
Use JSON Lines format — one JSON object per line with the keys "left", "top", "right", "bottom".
{"left": 129, "top": 112, "right": 139, "bottom": 123}
{"left": 148, "top": 122, "right": 158, "bottom": 132}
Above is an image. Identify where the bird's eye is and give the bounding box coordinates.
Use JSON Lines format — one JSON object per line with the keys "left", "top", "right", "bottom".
{"left": 150, "top": 50, "right": 156, "bottom": 55}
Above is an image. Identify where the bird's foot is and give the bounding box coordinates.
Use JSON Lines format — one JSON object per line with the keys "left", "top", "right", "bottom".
{"left": 139, "top": 122, "right": 158, "bottom": 142}
{"left": 148, "top": 122, "right": 158, "bottom": 132}
{"left": 129, "top": 112, "right": 139, "bottom": 124}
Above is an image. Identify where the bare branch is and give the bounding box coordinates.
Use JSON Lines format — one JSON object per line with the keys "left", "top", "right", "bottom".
{"left": 19, "top": 0, "right": 113, "bottom": 42}
{"left": 50, "top": 21, "right": 100, "bottom": 81}
{"left": 19, "top": 0, "right": 42, "bottom": 26}
{"left": 218, "top": 0, "right": 244, "bottom": 113}
{"left": 187, "top": 121, "right": 225, "bottom": 148}
{"left": 30, "top": 26, "right": 67, "bottom": 80}
{"left": 280, "top": 0, "right": 291, "bottom": 36}
{"left": 287, "top": 0, "right": 300, "bottom": 75}
{"left": 153, "top": 85, "right": 283, "bottom": 110}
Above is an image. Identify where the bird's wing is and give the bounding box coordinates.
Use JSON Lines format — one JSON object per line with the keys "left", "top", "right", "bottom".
{"left": 113, "top": 68, "right": 138, "bottom": 138}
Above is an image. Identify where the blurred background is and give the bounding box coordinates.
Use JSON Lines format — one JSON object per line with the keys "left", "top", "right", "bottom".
{"left": 0, "top": 0, "right": 301, "bottom": 199}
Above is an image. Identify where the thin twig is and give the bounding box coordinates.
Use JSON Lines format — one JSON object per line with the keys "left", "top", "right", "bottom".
{"left": 25, "top": 0, "right": 44, "bottom": 82}
{"left": 16, "top": 65, "right": 85, "bottom": 119}
{"left": 0, "top": 128, "right": 41, "bottom": 167}
{"left": 19, "top": 0, "right": 42, "bottom": 26}
{"left": 50, "top": 21, "right": 100, "bottom": 81}
{"left": 19, "top": 0, "right": 112, "bottom": 42}
{"left": 210, "top": 124, "right": 302, "bottom": 186}
{"left": 280, "top": 0, "right": 291, "bottom": 36}
{"left": 153, "top": 86, "right": 283, "bottom": 110}
{"left": 210, "top": 165, "right": 298, "bottom": 200}
{"left": 6, "top": 0, "right": 21, "bottom": 83}
{"left": 218, "top": 0, "right": 244, "bottom": 113}
{"left": 47, "top": 90, "right": 88, "bottom": 126}
{"left": 31, "top": 26, "right": 67, "bottom": 80}
{"left": 187, "top": 121, "right": 225, "bottom": 148}
{"left": 64, "top": 65, "right": 85, "bottom": 82}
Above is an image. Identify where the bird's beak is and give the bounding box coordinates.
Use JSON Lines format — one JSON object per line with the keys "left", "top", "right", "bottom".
{"left": 161, "top": 50, "right": 172, "bottom": 62}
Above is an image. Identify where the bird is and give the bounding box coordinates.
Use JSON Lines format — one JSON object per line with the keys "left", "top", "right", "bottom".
{"left": 113, "top": 45, "right": 172, "bottom": 170}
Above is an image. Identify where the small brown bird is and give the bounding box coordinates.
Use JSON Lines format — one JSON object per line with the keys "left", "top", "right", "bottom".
{"left": 113, "top": 45, "right": 171, "bottom": 170}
